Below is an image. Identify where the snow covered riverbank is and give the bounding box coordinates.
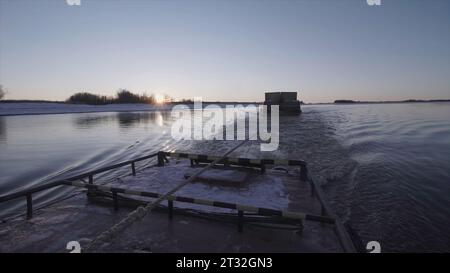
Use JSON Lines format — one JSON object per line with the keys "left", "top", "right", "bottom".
{"left": 0, "top": 102, "right": 172, "bottom": 116}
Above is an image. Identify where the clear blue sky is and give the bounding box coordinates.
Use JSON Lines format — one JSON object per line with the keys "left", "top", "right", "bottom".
{"left": 0, "top": 0, "right": 449, "bottom": 102}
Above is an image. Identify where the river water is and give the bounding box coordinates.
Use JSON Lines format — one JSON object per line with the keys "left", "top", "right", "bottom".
{"left": 0, "top": 102, "right": 449, "bottom": 252}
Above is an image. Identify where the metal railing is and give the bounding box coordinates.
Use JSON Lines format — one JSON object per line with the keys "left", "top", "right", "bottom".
{"left": 0, "top": 152, "right": 159, "bottom": 219}
{"left": 0, "top": 151, "right": 356, "bottom": 252}
{"left": 66, "top": 180, "right": 335, "bottom": 224}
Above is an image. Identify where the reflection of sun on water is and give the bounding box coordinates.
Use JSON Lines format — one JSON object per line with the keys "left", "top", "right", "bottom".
{"left": 155, "top": 94, "right": 164, "bottom": 104}
{"left": 156, "top": 111, "right": 163, "bottom": 126}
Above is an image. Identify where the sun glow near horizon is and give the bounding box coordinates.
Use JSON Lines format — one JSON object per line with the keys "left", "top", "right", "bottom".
{"left": 0, "top": 1, "right": 449, "bottom": 103}
{"left": 154, "top": 94, "right": 165, "bottom": 104}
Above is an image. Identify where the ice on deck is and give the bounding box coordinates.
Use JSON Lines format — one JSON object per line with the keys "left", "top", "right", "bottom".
{"left": 0, "top": 158, "right": 342, "bottom": 253}
{"left": 111, "top": 160, "right": 290, "bottom": 213}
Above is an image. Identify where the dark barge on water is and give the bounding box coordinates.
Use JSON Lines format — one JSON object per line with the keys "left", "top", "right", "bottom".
{"left": 0, "top": 151, "right": 361, "bottom": 253}
{"left": 264, "top": 92, "right": 302, "bottom": 114}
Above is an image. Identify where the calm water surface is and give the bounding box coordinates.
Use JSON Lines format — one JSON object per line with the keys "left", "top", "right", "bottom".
{"left": 0, "top": 103, "right": 449, "bottom": 252}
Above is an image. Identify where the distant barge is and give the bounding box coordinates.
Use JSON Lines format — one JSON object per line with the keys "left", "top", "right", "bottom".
{"left": 264, "top": 92, "right": 302, "bottom": 114}
{"left": 0, "top": 151, "right": 360, "bottom": 252}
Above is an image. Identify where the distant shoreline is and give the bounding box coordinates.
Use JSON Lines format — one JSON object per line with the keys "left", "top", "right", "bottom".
{"left": 1, "top": 99, "right": 449, "bottom": 117}
{"left": 330, "top": 99, "right": 450, "bottom": 105}
{"left": 1, "top": 99, "right": 450, "bottom": 105}
{"left": 0, "top": 100, "right": 260, "bottom": 105}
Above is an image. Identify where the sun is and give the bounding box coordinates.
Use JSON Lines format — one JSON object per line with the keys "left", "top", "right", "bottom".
{"left": 155, "top": 94, "right": 164, "bottom": 104}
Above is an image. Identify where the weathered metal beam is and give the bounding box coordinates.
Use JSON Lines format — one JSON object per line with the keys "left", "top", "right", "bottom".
{"left": 0, "top": 153, "right": 159, "bottom": 204}
{"left": 66, "top": 181, "right": 335, "bottom": 224}
{"left": 238, "top": 210, "right": 244, "bottom": 232}
{"left": 0, "top": 180, "right": 65, "bottom": 203}
{"left": 168, "top": 200, "right": 173, "bottom": 219}
{"left": 112, "top": 191, "right": 119, "bottom": 211}
{"left": 131, "top": 162, "right": 136, "bottom": 176}
{"left": 26, "top": 194, "right": 32, "bottom": 219}
{"left": 305, "top": 173, "right": 356, "bottom": 253}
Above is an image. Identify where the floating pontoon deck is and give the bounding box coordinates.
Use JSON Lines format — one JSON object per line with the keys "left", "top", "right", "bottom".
{"left": 0, "top": 151, "right": 359, "bottom": 253}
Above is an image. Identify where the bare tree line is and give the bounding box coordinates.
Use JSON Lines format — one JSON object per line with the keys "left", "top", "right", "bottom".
{"left": 67, "top": 89, "right": 172, "bottom": 105}
{"left": 0, "top": 85, "right": 5, "bottom": 100}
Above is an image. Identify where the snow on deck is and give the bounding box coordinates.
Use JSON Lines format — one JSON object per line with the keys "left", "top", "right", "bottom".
{"left": 110, "top": 160, "right": 290, "bottom": 213}
{"left": 0, "top": 156, "right": 342, "bottom": 252}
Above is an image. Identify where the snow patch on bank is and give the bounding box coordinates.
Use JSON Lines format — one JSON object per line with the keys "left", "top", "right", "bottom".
{"left": 0, "top": 102, "right": 171, "bottom": 116}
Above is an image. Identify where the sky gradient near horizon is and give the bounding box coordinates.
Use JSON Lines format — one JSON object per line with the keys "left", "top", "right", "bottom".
{"left": 0, "top": 0, "right": 449, "bottom": 103}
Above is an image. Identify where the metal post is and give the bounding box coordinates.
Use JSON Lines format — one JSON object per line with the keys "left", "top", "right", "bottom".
{"left": 300, "top": 165, "right": 308, "bottom": 181}
{"left": 168, "top": 200, "right": 173, "bottom": 219}
{"left": 131, "top": 162, "right": 136, "bottom": 176}
{"left": 26, "top": 194, "right": 33, "bottom": 219}
{"left": 157, "top": 152, "right": 165, "bottom": 166}
{"left": 238, "top": 210, "right": 244, "bottom": 232}
{"left": 112, "top": 191, "right": 119, "bottom": 211}
{"left": 296, "top": 220, "right": 304, "bottom": 236}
